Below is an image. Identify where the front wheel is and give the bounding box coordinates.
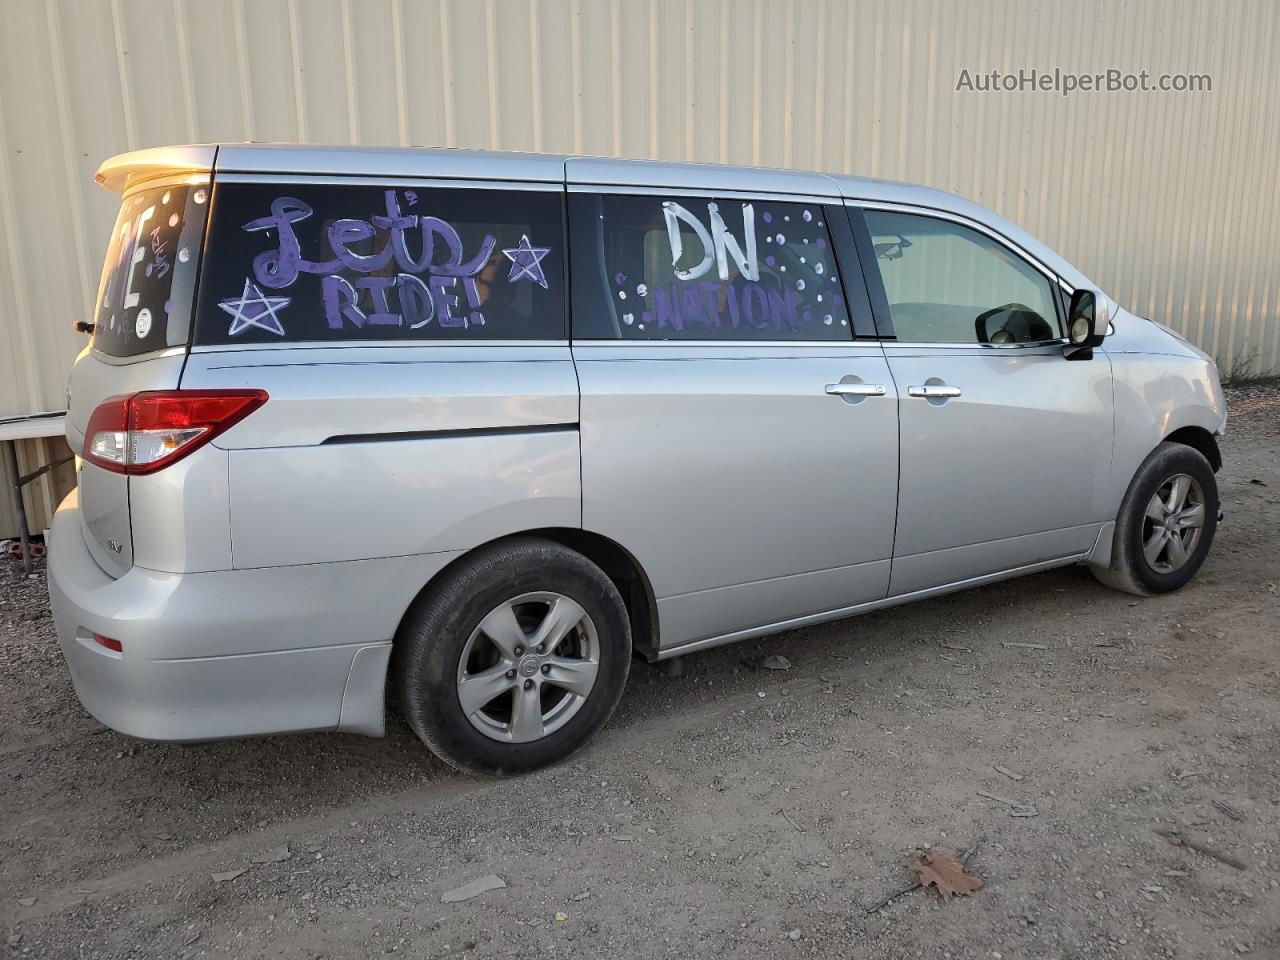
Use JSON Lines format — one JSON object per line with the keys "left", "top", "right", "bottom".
{"left": 1091, "top": 441, "right": 1219, "bottom": 596}
{"left": 395, "top": 538, "right": 631, "bottom": 776}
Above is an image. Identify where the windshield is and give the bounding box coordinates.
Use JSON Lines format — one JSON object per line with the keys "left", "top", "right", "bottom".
{"left": 91, "top": 181, "right": 209, "bottom": 357}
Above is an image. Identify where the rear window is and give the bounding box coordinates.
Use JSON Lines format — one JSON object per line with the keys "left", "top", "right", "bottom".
{"left": 195, "top": 183, "right": 565, "bottom": 344}
{"left": 92, "top": 182, "right": 208, "bottom": 357}
{"left": 568, "top": 193, "right": 852, "bottom": 340}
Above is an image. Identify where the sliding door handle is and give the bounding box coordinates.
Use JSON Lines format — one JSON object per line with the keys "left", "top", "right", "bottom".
{"left": 825, "top": 383, "right": 887, "bottom": 397}
{"left": 907, "top": 384, "right": 962, "bottom": 399}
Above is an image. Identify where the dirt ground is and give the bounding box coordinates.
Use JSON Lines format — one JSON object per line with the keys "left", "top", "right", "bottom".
{"left": 1, "top": 386, "right": 1277, "bottom": 960}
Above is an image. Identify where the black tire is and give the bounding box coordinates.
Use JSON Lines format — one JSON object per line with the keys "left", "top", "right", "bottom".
{"left": 395, "top": 537, "right": 631, "bottom": 776}
{"left": 1091, "top": 441, "right": 1219, "bottom": 596}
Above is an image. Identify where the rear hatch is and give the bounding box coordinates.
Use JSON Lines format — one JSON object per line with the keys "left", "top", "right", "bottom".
{"left": 66, "top": 147, "right": 215, "bottom": 576}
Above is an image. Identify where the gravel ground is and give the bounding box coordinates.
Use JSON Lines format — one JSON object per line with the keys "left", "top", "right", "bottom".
{"left": 1, "top": 385, "right": 1277, "bottom": 959}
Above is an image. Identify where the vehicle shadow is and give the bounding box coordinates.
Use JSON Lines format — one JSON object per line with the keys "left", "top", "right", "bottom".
{"left": 0, "top": 558, "right": 1212, "bottom": 891}
{"left": 63, "top": 563, "right": 1127, "bottom": 781}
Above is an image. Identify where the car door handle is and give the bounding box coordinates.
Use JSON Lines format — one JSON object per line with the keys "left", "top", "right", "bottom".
{"left": 825, "top": 383, "right": 887, "bottom": 397}
{"left": 907, "top": 384, "right": 962, "bottom": 398}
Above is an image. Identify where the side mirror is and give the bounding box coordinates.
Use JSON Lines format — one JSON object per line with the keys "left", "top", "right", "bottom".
{"left": 1064, "top": 289, "right": 1108, "bottom": 358}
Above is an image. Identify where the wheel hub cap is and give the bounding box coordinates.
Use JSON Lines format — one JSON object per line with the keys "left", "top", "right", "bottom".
{"left": 518, "top": 654, "right": 541, "bottom": 678}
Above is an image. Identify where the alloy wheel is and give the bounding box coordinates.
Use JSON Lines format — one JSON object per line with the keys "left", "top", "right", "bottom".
{"left": 456, "top": 592, "right": 600, "bottom": 743}
{"left": 1141, "top": 473, "right": 1205, "bottom": 574}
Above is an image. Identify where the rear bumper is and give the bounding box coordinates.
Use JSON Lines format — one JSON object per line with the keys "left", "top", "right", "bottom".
{"left": 46, "top": 490, "right": 456, "bottom": 742}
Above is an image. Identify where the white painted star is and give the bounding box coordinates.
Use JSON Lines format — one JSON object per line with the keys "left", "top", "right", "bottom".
{"left": 501, "top": 234, "right": 551, "bottom": 289}
{"left": 218, "top": 279, "right": 290, "bottom": 336}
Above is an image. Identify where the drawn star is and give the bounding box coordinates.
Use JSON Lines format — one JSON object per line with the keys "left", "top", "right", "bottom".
{"left": 502, "top": 234, "right": 551, "bottom": 289}
{"left": 218, "top": 279, "right": 290, "bottom": 336}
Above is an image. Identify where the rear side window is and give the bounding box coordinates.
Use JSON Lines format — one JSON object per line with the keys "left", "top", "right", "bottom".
{"left": 92, "top": 183, "right": 208, "bottom": 357}
{"left": 195, "top": 183, "right": 565, "bottom": 344}
{"left": 569, "top": 193, "right": 851, "bottom": 340}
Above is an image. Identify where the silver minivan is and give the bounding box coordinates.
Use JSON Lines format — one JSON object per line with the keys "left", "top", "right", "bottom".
{"left": 49, "top": 144, "right": 1226, "bottom": 775}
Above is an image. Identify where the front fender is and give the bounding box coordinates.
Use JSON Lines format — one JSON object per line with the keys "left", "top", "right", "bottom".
{"left": 1104, "top": 347, "right": 1226, "bottom": 517}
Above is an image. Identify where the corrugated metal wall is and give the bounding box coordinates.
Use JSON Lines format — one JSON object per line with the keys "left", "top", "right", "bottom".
{"left": 2, "top": 0, "right": 1278, "bottom": 534}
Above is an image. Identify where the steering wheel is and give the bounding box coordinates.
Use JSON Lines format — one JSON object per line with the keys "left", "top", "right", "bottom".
{"left": 974, "top": 302, "right": 1037, "bottom": 344}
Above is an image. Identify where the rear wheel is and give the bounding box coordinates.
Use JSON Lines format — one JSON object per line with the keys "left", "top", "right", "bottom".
{"left": 1091, "top": 441, "right": 1218, "bottom": 596}
{"left": 395, "top": 538, "right": 631, "bottom": 776}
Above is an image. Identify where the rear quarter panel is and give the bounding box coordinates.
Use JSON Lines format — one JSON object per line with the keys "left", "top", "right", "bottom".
{"left": 130, "top": 445, "right": 233, "bottom": 573}
{"left": 180, "top": 344, "right": 580, "bottom": 568}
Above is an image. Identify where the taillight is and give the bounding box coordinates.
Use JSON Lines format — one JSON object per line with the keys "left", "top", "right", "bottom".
{"left": 83, "top": 390, "right": 268, "bottom": 474}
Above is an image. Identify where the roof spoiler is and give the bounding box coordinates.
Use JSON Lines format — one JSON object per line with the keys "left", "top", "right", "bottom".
{"left": 94, "top": 145, "right": 218, "bottom": 194}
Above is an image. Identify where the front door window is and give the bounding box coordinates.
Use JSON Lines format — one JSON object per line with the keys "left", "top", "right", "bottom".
{"left": 863, "top": 210, "right": 1060, "bottom": 345}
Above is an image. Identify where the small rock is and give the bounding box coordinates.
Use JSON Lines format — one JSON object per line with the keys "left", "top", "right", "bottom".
{"left": 571, "top": 891, "right": 590, "bottom": 901}
{"left": 441, "top": 874, "right": 506, "bottom": 903}
{"left": 761, "top": 655, "right": 792, "bottom": 671}
{"left": 786, "top": 928, "right": 802, "bottom": 941}
{"left": 16, "top": 897, "right": 36, "bottom": 907}
{"left": 211, "top": 869, "right": 246, "bottom": 883}
{"left": 252, "top": 844, "right": 293, "bottom": 864}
